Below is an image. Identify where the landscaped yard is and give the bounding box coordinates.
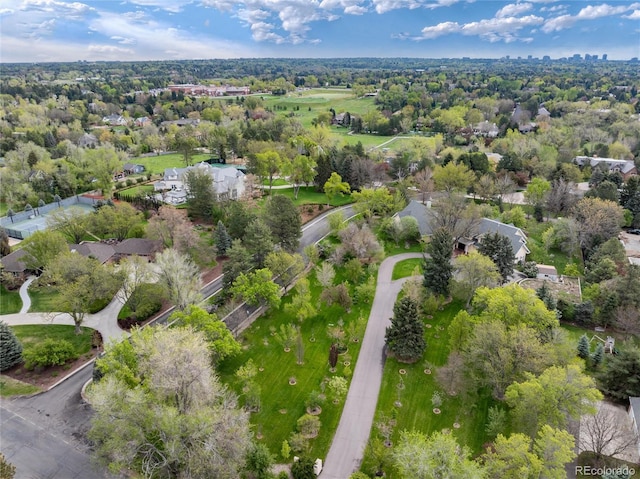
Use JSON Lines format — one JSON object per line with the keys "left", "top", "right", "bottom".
{"left": 12, "top": 324, "right": 94, "bottom": 355}
{"left": 360, "top": 299, "right": 501, "bottom": 477}
{"left": 391, "top": 258, "right": 423, "bottom": 280}
{"left": 0, "top": 375, "right": 40, "bottom": 397}
{"left": 132, "top": 153, "right": 212, "bottom": 174}
{"left": 524, "top": 219, "right": 581, "bottom": 275}
{"left": 217, "top": 265, "right": 374, "bottom": 460}
{"left": 0, "top": 285, "right": 22, "bottom": 315}
{"left": 117, "top": 184, "right": 155, "bottom": 197}
{"left": 265, "top": 186, "right": 353, "bottom": 208}
{"left": 28, "top": 286, "right": 63, "bottom": 313}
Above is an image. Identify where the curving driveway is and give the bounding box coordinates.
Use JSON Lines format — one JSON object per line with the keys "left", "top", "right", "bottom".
{"left": 321, "top": 253, "right": 424, "bottom": 479}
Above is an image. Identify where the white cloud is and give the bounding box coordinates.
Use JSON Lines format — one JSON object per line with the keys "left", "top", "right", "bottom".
{"left": 88, "top": 44, "right": 135, "bottom": 54}
{"left": 319, "top": 0, "right": 367, "bottom": 14}
{"left": 344, "top": 5, "right": 367, "bottom": 14}
{"left": 542, "top": 2, "right": 640, "bottom": 32}
{"left": 126, "top": 0, "right": 193, "bottom": 13}
{"left": 372, "top": 0, "right": 461, "bottom": 14}
{"left": 110, "top": 35, "right": 136, "bottom": 45}
{"left": 625, "top": 9, "right": 640, "bottom": 19}
{"left": 496, "top": 3, "right": 533, "bottom": 18}
{"left": 418, "top": 14, "right": 543, "bottom": 41}
{"left": 420, "top": 21, "right": 460, "bottom": 38}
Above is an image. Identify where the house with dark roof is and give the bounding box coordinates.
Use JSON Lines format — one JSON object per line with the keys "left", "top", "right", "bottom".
{"left": 123, "top": 163, "right": 145, "bottom": 176}
{"left": 69, "top": 242, "right": 116, "bottom": 264}
{"left": 574, "top": 156, "right": 637, "bottom": 181}
{"left": 114, "top": 238, "right": 163, "bottom": 261}
{"left": 0, "top": 249, "right": 29, "bottom": 278}
{"left": 397, "top": 200, "right": 530, "bottom": 263}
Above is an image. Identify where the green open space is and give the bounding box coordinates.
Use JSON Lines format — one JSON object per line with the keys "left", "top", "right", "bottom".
{"left": 217, "top": 265, "right": 373, "bottom": 459}
{"left": 0, "top": 202, "right": 8, "bottom": 217}
{"left": 261, "top": 178, "right": 290, "bottom": 187}
{"left": 132, "top": 153, "right": 212, "bottom": 174}
{"left": 0, "top": 375, "right": 41, "bottom": 397}
{"left": 266, "top": 186, "right": 353, "bottom": 208}
{"left": 28, "top": 285, "right": 64, "bottom": 313}
{"left": 524, "top": 220, "right": 580, "bottom": 275}
{"left": 118, "top": 184, "right": 155, "bottom": 197}
{"left": 11, "top": 324, "right": 94, "bottom": 357}
{"left": 0, "top": 285, "right": 22, "bottom": 315}
{"left": 361, "top": 299, "right": 499, "bottom": 477}
{"left": 391, "top": 258, "right": 424, "bottom": 280}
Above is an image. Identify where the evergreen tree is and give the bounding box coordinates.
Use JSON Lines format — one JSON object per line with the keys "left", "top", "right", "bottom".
{"left": 0, "top": 228, "right": 10, "bottom": 257}
{"left": 597, "top": 348, "right": 640, "bottom": 400}
{"left": 264, "top": 195, "right": 302, "bottom": 251}
{"left": 591, "top": 343, "right": 604, "bottom": 368}
{"left": 577, "top": 334, "right": 590, "bottom": 360}
{"left": 385, "top": 297, "right": 425, "bottom": 363}
{"left": 214, "top": 220, "right": 232, "bottom": 256}
{"left": 477, "top": 232, "right": 515, "bottom": 282}
{"left": 291, "top": 456, "right": 316, "bottom": 479}
{"left": 0, "top": 321, "right": 23, "bottom": 371}
{"left": 244, "top": 218, "right": 274, "bottom": 268}
{"left": 423, "top": 228, "right": 454, "bottom": 296}
{"left": 222, "top": 240, "right": 252, "bottom": 292}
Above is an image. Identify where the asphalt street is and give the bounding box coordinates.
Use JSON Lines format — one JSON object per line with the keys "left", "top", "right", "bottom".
{"left": 0, "top": 203, "right": 354, "bottom": 478}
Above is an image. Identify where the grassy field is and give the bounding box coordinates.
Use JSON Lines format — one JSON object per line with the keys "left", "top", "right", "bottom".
{"left": 118, "top": 184, "right": 155, "bottom": 196}
{"left": 28, "top": 286, "right": 62, "bottom": 313}
{"left": 266, "top": 186, "right": 354, "bottom": 207}
{"left": 0, "top": 375, "right": 41, "bottom": 397}
{"left": 12, "top": 324, "right": 94, "bottom": 356}
{"left": 133, "top": 153, "right": 212, "bottom": 174}
{"left": 0, "top": 201, "right": 8, "bottom": 217}
{"left": 0, "top": 285, "right": 22, "bottom": 315}
{"left": 360, "top": 299, "right": 500, "bottom": 477}
{"left": 217, "top": 264, "right": 374, "bottom": 460}
{"left": 391, "top": 258, "right": 423, "bottom": 280}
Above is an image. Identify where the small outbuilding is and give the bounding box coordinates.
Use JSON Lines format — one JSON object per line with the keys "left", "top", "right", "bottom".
{"left": 537, "top": 264, "right": 558, "bottom": 281}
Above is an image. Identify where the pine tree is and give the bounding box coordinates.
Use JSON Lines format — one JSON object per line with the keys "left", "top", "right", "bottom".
{"left": 0, "top": 321, "right": 23, "bottom": 371}
{"left": 577, "top": 334, "right": 590, "bottom": 360}
{"left": 385, "top": 297, "right": 425, "bottom": 363}
{"left": 213, "top": 220, "right": 231, "bottom": 257}
{"left": 478, "top": 232, "right": 515, "bottom": 282}
{"left": 423, "top": 228, "right": 453, "bottom": 296}
{"left": 591, "top": 343, "right": 604, "bottom": 368}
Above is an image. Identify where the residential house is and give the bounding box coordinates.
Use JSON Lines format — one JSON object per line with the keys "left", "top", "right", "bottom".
{"left": 0, "top": 249, "right": 29, "bottom": 279}
{"left": 473, "top": 121, "right": 500, "bottom": 138}
{"left": 134, "top": 117, "right": 151, "bottom": 127}
{"left": 69, "top": 242, "right": 116, "bottom": 264}
{"left": 163, "top": 189, "right": 188, "bottom": 205}
{"left": 154, "top": 163, "right": 246, "bottom": 203}
{"left": 114, "top": 238, "right": 163, "bottom": 261}
{"left": 629, "top": 397, "right": 640, "bottom": 458}
{"left": 574, "top": 156, "right": 638, "bottom": 181}
{"left": 102, "top": 114, "right": 128, "bottom": 126}
{"left": 123, "top": 163, "right": 145, "bottom": 176}
{"left": 397, "top": 201, "right": 530, "bottom": 263}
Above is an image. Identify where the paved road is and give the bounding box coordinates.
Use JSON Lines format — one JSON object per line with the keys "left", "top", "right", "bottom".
{"left": 0, "top": 204, "right": 354, "bottom": 478}
{"left": 321, "top": 253, "right": 424, "bottom": 479}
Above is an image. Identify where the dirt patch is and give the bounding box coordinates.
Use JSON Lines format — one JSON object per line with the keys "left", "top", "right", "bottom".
{"left": 299, "top": 204, "right": 338, "bottom": 224}
{"left": 519, "top": 277, "right": 581, "bottom": 302}
{"left": 2, "top": 349, "right": 100, "bottom": 391}
{"left": 202, "top": 261, "right": 224, "bottom": 284}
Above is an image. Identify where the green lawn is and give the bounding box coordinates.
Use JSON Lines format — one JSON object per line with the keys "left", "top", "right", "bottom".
{"left": 217, "top": 264, "right": 374, "bottom": 460}
{"left": 12, "top": 324, "right": 94, "bottom": 357}
{"left": 383, "top": 240, "right": 424, "bottom": 257}
{"left": 360, "top": 300, "right": 500, "bottom": 477}
{"left": 28, "top": 286, "right": 63, "bottom": 313}
{"left": 266, "top": 186, "right": 353, "bottom": 207}
{"left": 0, "top": 375, "right": 41, "bottom": 397}
{"left": 391, "top": 258, "right": 423, "bottom": 280}
{"left": 118, "top": 184, "right": 154, "bottom": 197}
{"left": 132, "top": 153, "right": 212, "bottom": 174}
{"left": 261, "top": 178, "right": 290, "bottom": 187}
{"left": 0, "top": 285, "right": 22, "bottom": 315}
{"left": 0, "top": 201, "right": 8, "bottom": 217}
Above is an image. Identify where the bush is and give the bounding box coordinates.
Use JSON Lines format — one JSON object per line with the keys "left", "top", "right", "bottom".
{"left": 0, "top": 321, "right": 23, "bottom": 371}
{"left": 518, "top": 261, "right": 539, "bottom": 278}
{"left": 136, "top": 177, "right": 145, "bottom": 184}
{"left": 23, "top": 339, "right": 77, "bottom": 369}
{"left": 126, "top": 179, "right": 135, "bottom": 187}
{"left": 1, "top": 272, "right": 22, "bottom": 291}
{"left": 278, "top": 472, "right": 289, "bottom": 479}
{"left": 291, "top": 456, "right": 315, "bottom": 479}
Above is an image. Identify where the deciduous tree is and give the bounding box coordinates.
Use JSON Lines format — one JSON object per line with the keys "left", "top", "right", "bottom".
{"left": 324, "top": 172, "right": 350, "bottom": 205}
{"left": 231, "top": 268, "right": 281, "bottom": 309}
{"left": 453, "top": 252, "right": 501, "bottom": 307}
{"left": 154, "top": 248, "right": 202, "bottom": 311}
{"left": 21, "top": 230, "right": 68, "bottom": 274}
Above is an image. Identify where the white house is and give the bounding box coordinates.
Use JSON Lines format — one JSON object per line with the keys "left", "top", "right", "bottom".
{"left": 153, "top": 162, "right": 245, "bottom": 203}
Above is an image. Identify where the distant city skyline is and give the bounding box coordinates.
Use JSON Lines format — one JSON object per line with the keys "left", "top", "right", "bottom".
{"left": 1, "top": 0, "right": 639, "bottom": 63}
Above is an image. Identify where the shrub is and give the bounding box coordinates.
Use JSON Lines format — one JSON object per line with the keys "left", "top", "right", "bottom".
{"left": 136, "top": 177, "right": 145, "bottom": 184}
{"left": 0, "top": 321, "right": 23, "bottom": 371}
{"left": 23, "top": 339, "right": 77, "bottom": 369}
{"left": 518, "top": 261, "right": 539, "bottom": 278}
{"left": 126, "top": 179, "right": 135, "bottom": 187}
{"left": 297, "top": 414, "right": 321, "bottom": 438}
{"left": 291, "top": 456, "right": 315, "bottom": 479}
{"left": 278, "top": 472, "right": 289, "bottom": 479}
{"left": 1, "top": 272, "right": 22, "bottom": 291}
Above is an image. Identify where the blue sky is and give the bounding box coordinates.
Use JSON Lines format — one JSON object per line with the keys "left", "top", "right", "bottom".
{"left": 1, "top": 0, "right": 639, "bottom": 62}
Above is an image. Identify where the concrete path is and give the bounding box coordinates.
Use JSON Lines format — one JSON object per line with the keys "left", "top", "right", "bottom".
{"left": 320, "top": 252, "right": 424, "bottom": 479}
{"left": 1, "top": 289, "right": 129, "bottom": 344}
{"left": 17, "top": 275, "right": 35, "bottom": 314}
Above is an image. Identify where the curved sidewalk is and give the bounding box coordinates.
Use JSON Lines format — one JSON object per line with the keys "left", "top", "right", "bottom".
{"left": 1, "top": 291, "right": 129, "bottom": 344}
{"left": 18, "top": 275, "right": 36, "bottom": 314}
{"left": 320, "top": 252, "right": 424, "bottom": 478}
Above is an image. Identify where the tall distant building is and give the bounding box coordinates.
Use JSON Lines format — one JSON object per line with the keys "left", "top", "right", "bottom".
{"left": 542, "top": 55, "right": 551, "bottom": 61}
{"left": 572, "top": 53, "right": 581, "bottom": 61}
{"left": 602, "top": 54, "right": 608, "bottom": 61}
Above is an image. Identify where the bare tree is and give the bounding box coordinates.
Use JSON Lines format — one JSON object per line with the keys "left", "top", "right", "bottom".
{"left": 431, "top": 194, "right": 481, "bottom": 245}
{"left": 315, "top": 262, "right": 335, "bottom": 288}
{"left": 546, "top": 178, "right": 578, "bottom": 216}
{"left": 494, "top": 174, "right": 516, "bottom": 212}
{"left": 116, "top": 255, "right": 152, "bottom": 307}
{"left": 414, "top": 167, "right": 434, "bottom": 204}
{"left": 614, "top": 306, "right": 640, "bottom": 335}
{"left": 580, "top": 402, "right": 639, "bottom": 464}
{"left": 154, "top": 249, "right": 202, "bottom": 311}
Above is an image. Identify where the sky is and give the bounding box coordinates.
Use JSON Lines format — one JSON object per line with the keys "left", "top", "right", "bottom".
{"left": 1, "top": 0, "right": 639, "bottom": 63}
